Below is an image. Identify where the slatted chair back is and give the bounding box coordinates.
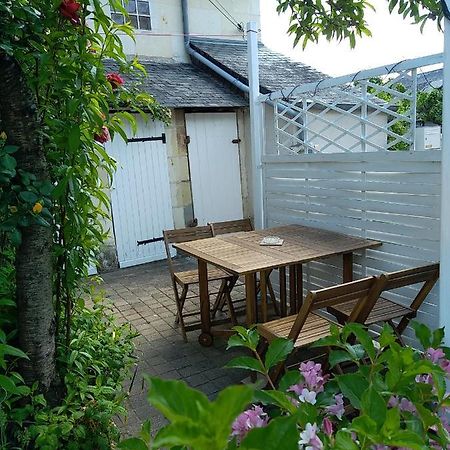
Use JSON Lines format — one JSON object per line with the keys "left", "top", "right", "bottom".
{"left": 210, "top": 218, "right": 253, "bottom": 236}
{"left": 287, "top": 276, "right": 380, "bottom": 342}
{"left": 163, "top": 226, "right": 213, "bottom": 278}
{"left": 355, "top": 263, "right": 440, "bottom": 332}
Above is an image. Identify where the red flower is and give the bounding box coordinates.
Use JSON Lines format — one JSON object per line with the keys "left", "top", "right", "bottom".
{"left": 94, "top": 126, "right": 110, "bottom": 144}
{"left": 107, "top": 73, "right": 124, "bottom": 89}
{"left": 59, "top": 0, "right": 81, "bottom": 25}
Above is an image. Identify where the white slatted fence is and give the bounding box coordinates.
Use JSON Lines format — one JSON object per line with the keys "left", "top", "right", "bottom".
{"left": 263, "top": 150, "right": 441, "bottom": 345}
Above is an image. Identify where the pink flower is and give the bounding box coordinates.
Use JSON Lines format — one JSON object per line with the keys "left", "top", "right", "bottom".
{"left": 299, "top": 388, "right": 317, "bottom": 405}
{"left": 231, "top": 405, "right": 268, "bottom": 441}
{"left": 300, "top": 361, "right": 329, "bottom": 392}
{"left": 289, "top": 361, "right": 329, "bottom": 397}
{"left": 440, "top": 358, "right": 450, "bottom": 376}
{"left": 94, "top": 126, "right": 110, "bottom": 144}
{"left": 388, "top": 395, "right": 416, "bottom": 414}
{"left": 299, "top": 423, "right": 323, "bottom": 450}
{"left": 325, "top": 393, "right": 344, "bottom": 420}
{"left": 107, "top": 73, "right": 124, "bottom": 89}
{"left": 59, "top": 0, "right": 81, "bottom": 25}
{"left": 426, "top": 348, "right": 446, "bottom": 363}
{"left": 322, "top": 417, "right": 333, "bottom": 436}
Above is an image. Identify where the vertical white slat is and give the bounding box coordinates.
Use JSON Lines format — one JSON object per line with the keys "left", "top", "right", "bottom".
{"left": 108, "top": 117, "right": 174, "bottom": 268}
{"left": 185, "top": 112, "right": 244, "bottom": 225}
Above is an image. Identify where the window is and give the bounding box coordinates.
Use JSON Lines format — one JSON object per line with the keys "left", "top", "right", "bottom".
{"left": 112, "top": 0, "right": 152, "bottom": 31}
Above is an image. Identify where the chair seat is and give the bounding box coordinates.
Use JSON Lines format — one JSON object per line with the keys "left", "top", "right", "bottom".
{"left": 174, "top": 266, "right": 232, "bottom": 285}
{"left": 328, "top": 297, "right": 415, "bottom": 325}
{"left": 258, "top": 313, "right": 339, "bottom": 348}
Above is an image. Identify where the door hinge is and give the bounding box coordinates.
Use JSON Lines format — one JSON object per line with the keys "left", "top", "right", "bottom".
{"left": 185, "top": 135, "right": 191, "bottom": 145}
{"left": 128, "top": 133, "right": 166, "bottom": 144}
{"left": 232, "top": 138, "right": 241, "bottom": 144}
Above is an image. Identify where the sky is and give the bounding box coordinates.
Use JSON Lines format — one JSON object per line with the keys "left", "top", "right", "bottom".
{"left": 260, "top": 0, "right": 444, "bottom": 77}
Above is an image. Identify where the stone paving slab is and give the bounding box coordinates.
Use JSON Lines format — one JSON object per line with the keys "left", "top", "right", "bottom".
{"left": 101, "top": 258, "right": 247, "bottom": 438}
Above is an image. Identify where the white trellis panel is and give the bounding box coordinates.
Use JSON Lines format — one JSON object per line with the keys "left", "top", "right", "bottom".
{"left": 108, "top": 118, "right": 174, "bottom": 268}
{"left": 263, "top": 54, "right": 443, "bottom": 156}
{"left": 263, "top": 150, "right": 441, "bottom": 346}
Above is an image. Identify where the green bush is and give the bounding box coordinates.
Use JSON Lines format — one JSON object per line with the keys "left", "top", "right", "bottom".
{"left": 1, "top": 288, "right": 137, "bottom": 450}
{"left": 120, "top": 323, "right": 450, "bottom": 450}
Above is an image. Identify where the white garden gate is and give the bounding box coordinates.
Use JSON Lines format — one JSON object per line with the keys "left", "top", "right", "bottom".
{"left": 108, "top": 118, "right": 173, "bottom": 268}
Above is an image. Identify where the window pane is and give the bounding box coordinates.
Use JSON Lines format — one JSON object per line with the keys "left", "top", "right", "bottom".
{"left": 137, "top": 1, "right": 150, "bottom": 15}
{"left": 129, "top": 14, "right": 138, "bottom": 28}
{"left": 125, "top": 0, "right": 136, "bottom": 13}
{"left": 139, "top": 15, "right": 151, "bottom": 30}
{"left": 111, "top": 13, "right": 124, "bottom": 24}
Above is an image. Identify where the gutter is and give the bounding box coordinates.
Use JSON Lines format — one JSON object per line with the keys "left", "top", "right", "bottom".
{"left": 181, "top": 0, "right": 249, "bottom": 94}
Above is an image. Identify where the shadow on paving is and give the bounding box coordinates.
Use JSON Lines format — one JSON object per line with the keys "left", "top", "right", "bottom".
{"left": 101, "top": 258, "right": 247, "bottom": 438}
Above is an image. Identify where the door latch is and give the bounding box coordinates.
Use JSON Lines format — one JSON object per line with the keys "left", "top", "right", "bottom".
{"left": 232, "top": 138, "right": 241, "bottom": 144}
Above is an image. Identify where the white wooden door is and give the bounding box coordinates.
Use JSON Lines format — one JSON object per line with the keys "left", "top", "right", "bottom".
{"left": 185, "top": 112, "right": 243, "bottom": 225}
{"left": 108, "top": 118, "right": 173, "bottom": 268}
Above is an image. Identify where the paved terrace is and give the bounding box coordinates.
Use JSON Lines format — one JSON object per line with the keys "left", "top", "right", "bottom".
{"left": 101, "top": 258, "right": 246, "bottom": 437}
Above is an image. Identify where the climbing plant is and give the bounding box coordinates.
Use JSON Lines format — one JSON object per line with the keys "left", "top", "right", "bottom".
{"left": 0, "top": 0, "right": 169, "bottom": 421}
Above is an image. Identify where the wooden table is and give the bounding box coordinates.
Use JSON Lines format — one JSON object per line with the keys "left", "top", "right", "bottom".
{"left": 174, "top": 225, "right": 381, "bottom": 346}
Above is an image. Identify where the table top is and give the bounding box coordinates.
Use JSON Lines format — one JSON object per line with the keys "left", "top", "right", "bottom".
{"left": 174, "top": 224, "right": 381, "bottom": 275}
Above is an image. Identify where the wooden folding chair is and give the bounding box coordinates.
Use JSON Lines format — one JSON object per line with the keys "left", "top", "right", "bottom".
{"left": 257, "top": 276, "right": 380, "bottom": 380}
{"left": 209, "top": 218, "right": 280, "bottom": 319}
{"left": 328, "top": 263, "right": 439, "bottom": 344}
{"left": 163, "top": 226, "right": 238, "bottom": 342}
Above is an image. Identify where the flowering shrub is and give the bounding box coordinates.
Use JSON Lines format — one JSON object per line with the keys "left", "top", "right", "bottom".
{"left": 120, "top": 322, "right": 450, "bottom": 450}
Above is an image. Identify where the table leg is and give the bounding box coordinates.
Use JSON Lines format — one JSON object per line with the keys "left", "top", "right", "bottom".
{"left": 296, "top": 264, "right": 303, "bottom": 312}
{"left": 245, "top": 273, "right": 257, "bottom": 326}
{"left": 279, "top": 267, "right": 287, "bottom": 317}
{"left": 260, "top": 270, "right": 268, "bottom": 322}
{"left": 289, "top": 265, "right": 297, "bottom": 314}
{"left": 343, "top": 252, "right": 353, "bottom": 283}
{"left": 198, "top": 259, "right": 212, "bottom": 346}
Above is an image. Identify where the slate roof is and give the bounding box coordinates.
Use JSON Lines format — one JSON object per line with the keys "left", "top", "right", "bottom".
{"left": 104, "top": 58, "right": 247, "bottom": 108}
{"left": 190, "top": 38, "right": 327, "bottom": 94}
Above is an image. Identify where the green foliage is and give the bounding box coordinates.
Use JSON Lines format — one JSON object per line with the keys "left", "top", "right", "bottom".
{"left": 6, "top": 296, "right": 137, "bottom": 449}
{"left": 277, "top": 0, "right": 442, "bottom": 48}
{"left": 417, "top": 88, "right": 443, "bottom": 125}
{"left": 120, "top": 379, "right": 254, "bottom": 450}
{"left": 123, "top": 322, "right": 450, "bottom": 449}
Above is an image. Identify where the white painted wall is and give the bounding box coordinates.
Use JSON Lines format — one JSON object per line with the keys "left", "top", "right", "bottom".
{"left": 105, "top": 0, "right": 260, "bottom": 61}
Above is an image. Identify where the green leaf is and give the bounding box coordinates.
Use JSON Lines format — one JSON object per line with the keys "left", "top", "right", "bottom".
{"left": 146, "top": 377, "right": 209, "bottom": 422}
{"left": 224, "top": 356, "right": 265, "bottom": 374}
{"left": 0, "top": 154, "right": 16, "bottom": 171}
{"left": 411, "top": 321, "right": 432, "bottom": 349}
{"left": 139, "top": 419, "right": 151, "bottom": 443}
{"left": 118, "top": 437, "right": 148, "bottom": 450}
{"left": 240, "top": 416, "right": 298, "bottom": 450}
{"left": 361, "top": 386, "right": 386, "bottom": 429}
{"left": 1, "top": 344, "right": 28, "bottom": 359}
{"left": 336, "top": 373, "right": 369, "bottom": 409}
{"left": 344, "top": 323, "right": 376, "bottom": 361}
{"left": 152, "top": 422, "right": 214, "bottom": 450}
{"left": 334, "top": 430, "right": 360, "bottom": 450}
{"left": 328, "top": 349, "right": 356, "bottom": 368}
{"left": 278, "top": 369, "right": 301, "bottom": 392}
{"left": 18, "top": 191, "right": 38, "bottom": 203}
{"left": 68, "top": 125, "right": 81, "bottom": 152}
{"left": 264, "top": 338, "right": 293, "bottom": 370}
{"left": 254, "top": 390, "right": 297, "bottom": 414}
{"left": 8, "top": 228, "right": 21, "bottom": 247}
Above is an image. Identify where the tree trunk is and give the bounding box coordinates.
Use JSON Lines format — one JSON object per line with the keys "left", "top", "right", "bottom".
{"left": 0, "top": 53, "right": 55, "bottom": 390}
